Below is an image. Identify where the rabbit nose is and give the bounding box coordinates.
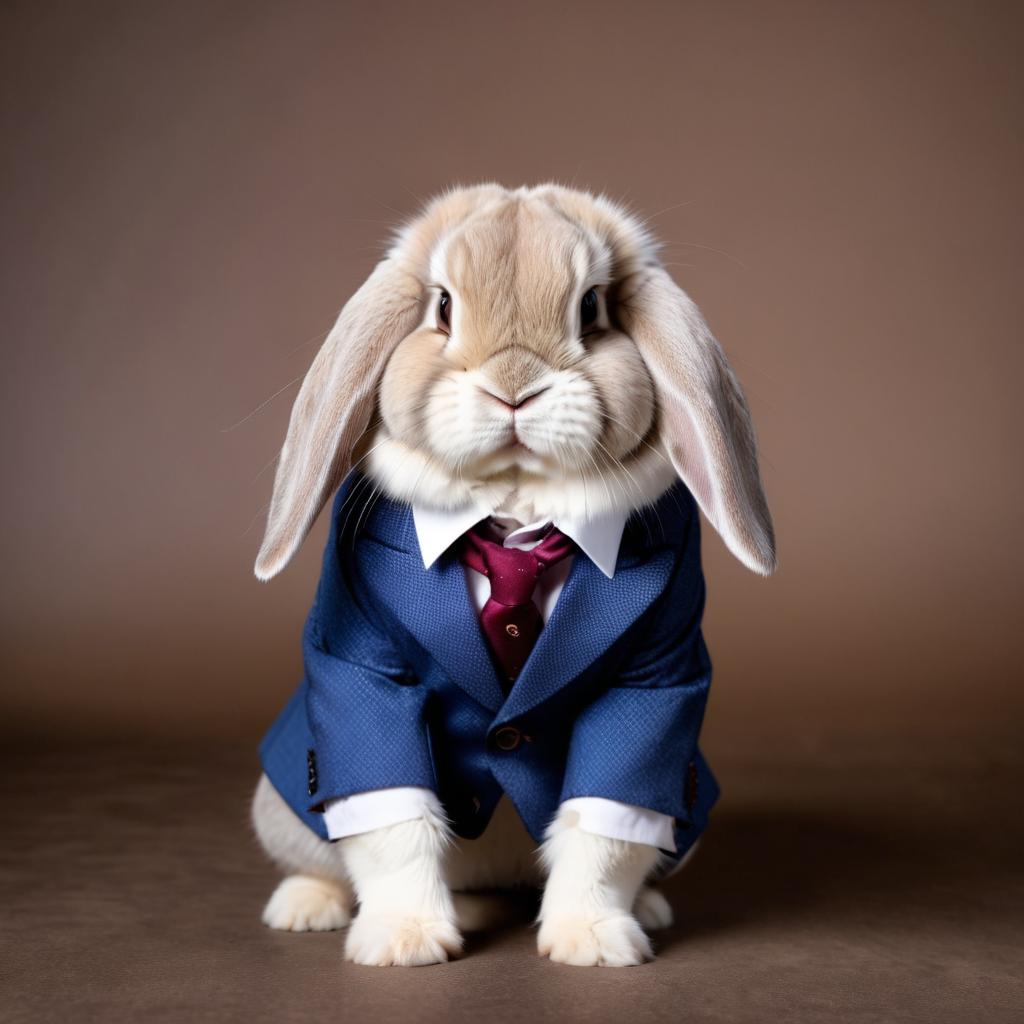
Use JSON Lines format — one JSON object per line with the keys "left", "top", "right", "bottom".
{"left": 481, "top": 346, "right": 549, "bottom": 405}
{"left": 477, "top": 383, "right": 551, "bottom": 411}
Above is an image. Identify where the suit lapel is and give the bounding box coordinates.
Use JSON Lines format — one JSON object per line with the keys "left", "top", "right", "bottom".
{"left": 360, "top": 539, "right": 507, "bottom": 712}
{"left": 496, "top": 544, "right": 678, "bottom": 724}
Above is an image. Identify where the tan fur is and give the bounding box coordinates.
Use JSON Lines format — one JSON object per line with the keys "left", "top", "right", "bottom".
{"left": 255, "top": 182, "right": 774, "bottom": 578}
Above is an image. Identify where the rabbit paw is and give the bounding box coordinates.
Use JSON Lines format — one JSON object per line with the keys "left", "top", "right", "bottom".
{"left": 538, "top": 913, "right": 653, "bottom": 967}
{"left": 345, "top": 911, "right": 463, "bottom": 967}
{"left": 633, "top": 886, "right": 674, "bottom": 930}
{"left": 262, "top": 875, "right": 352, "bottom": 932}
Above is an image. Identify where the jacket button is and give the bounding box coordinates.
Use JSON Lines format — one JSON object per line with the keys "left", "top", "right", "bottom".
{"left": 493, "top": 726, "right": 521, "bottom": 751}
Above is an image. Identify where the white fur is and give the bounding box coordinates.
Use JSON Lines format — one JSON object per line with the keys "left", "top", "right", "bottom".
{"left": 633, "top": 886, "right": 674, "bottom": 930}
{"left": 365, "top": 435, "right": 675, "bottom": 526}
{"left": 262, "top": 875, "right": 351, "bottom": 931}
{"left": 252, "top": 777, "right": 678, "bottom": 965}
{"left": 341, "top": 805, "right": 463, "bottom": 966}
{"left": 536, "top": 806, "right": 661, "bottom": 966}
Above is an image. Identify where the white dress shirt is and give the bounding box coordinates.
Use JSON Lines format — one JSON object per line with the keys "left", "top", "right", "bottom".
{"left": 321, "top": 502, "right": 678, "bottom": 852}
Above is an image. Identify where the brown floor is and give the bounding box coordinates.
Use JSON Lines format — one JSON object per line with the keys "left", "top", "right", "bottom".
{"left": 1, "top": 733, "right": 1022, "bottom": 1024}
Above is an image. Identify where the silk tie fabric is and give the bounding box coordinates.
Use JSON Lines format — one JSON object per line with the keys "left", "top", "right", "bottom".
{"left": 459, "top": 522, "right": 576, "bottom": 691}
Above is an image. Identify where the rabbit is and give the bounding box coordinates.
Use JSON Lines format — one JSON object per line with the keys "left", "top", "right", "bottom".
{"left": 250, "top": 184, "right": 775, "bottom": 967}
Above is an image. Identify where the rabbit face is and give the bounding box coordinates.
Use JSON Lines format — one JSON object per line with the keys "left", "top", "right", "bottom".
{"left": 372, "top": 196, "right": 664, "bottom": 516}
{"left": 255, "top": 184, "right": 774, "bottom": 579}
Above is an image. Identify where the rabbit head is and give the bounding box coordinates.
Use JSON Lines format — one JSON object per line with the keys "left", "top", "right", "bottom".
{"left": 255, "top": 184, "right": 775, "bottom": 580}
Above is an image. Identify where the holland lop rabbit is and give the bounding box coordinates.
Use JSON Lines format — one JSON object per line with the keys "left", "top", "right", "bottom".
{"left": 250, "top": 184, "right": 774, "bottom": 967}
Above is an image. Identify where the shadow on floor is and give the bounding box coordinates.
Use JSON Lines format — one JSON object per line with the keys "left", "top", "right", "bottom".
{"left": 654, "top": 802, "right": 1017, "bottom": 952}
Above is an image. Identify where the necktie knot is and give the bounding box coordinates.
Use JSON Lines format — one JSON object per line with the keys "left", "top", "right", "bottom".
{"left": 478, "top": 545, "right": 540, "bottom": 606}
{"left": 458, "top": 521, "right": 575, "bottom": 690}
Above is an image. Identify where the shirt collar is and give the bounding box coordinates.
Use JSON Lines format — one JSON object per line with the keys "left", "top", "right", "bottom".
{"left": 411, "top": 500, "right": 628, "bottom": 579}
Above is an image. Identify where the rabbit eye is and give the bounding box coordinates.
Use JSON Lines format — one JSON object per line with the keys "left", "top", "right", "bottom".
{"left": 437, "top": 290, "right": 452, "bottom": 334}
{"left": 580, "top": 288, "right": 598, "bottom": 332}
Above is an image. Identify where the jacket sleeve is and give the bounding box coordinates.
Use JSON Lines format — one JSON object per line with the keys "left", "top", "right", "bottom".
{"left": 303, "top": 490, "right": 437, "bottom": 811}
{"left": 559, "top": 506, "right": 711, "bottom": 823}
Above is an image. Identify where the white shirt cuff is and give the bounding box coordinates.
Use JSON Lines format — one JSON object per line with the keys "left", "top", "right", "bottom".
{"left": 322, "top": 786, "right": 440, "bottom": 840}
{"left": 560, "top": 797, "right": 677, "bottom": 852}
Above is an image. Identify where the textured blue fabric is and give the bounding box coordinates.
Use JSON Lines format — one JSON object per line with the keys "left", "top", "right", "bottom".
{"left": 260, "top": 475, "right": 719, "bottom": 860}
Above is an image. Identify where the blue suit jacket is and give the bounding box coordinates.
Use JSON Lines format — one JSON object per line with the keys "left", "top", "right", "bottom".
{"left": 260, "top": 476, "right": 718, "bottom": 862}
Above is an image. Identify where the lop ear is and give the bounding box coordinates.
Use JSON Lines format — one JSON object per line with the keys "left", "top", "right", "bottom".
{"left": 619, "top": 266, "right": 776, "bottom": 575}
{"left": 254, "top": 258, "right": 423, "bottom": 580}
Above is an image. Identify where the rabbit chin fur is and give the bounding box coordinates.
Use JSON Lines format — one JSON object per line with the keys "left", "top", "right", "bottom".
{"left": 252, "top": 774, "right": 679, "bottom": 967}
{"left": 362, "top": 436, "right": 675, "bottom": 525}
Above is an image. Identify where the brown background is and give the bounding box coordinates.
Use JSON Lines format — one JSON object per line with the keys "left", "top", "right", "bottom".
{"left": 1, "top": 0, "right": 1022, "bottom": 745}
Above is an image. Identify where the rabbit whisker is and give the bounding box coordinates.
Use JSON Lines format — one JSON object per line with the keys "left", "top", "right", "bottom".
{"left": 221, "top": 373, "right": 305, "bottom": 433}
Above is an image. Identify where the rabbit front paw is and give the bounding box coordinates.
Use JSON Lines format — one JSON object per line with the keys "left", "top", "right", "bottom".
{"left": 262, "top": 875, "right": 352, "bottom": 932}
{"left": 537, "top": 913, "right": 653, "bottom": 967}
{"left": 344, "top": 910, "right": 463, "bottom": 967}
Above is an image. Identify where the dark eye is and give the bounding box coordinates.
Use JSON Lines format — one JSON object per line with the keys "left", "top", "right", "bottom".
{"left": 437, "top": 290, "right": 452, "bottom": 334}
{"left": 580, "top": 288, "right": 599, "bottom": 332}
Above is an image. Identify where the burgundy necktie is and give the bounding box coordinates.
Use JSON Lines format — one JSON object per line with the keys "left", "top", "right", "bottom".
{"left": 459, "top": 522, "right": 576, "bottom": 691}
